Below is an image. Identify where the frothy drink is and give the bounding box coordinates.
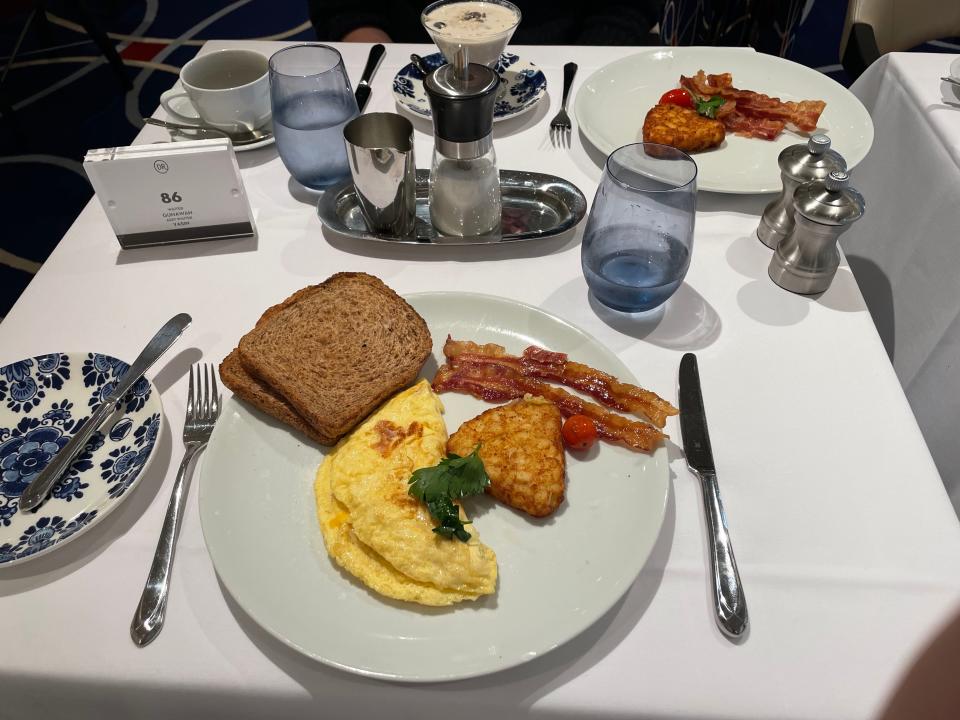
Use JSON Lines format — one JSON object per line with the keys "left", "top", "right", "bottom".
{"left": 423, "top": 1, "right": 521, "bottom": 68}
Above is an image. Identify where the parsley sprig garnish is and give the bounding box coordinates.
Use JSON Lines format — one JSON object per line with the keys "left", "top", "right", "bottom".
{"left": 694, "top": 95, "right": 725, "bottom": 119}
{"left": 408, "top": 446, "right": 489, "bottom": 542}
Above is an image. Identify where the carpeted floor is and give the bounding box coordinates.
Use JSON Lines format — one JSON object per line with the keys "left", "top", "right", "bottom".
{"left": 0, "top": 1, "right": 314, "bottom": 319}
{"left": 1, "top": 1, "right": 957, "bottom": 320}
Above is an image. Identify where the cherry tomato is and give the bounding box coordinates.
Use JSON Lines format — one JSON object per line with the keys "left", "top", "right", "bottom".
{"left": 562, "top": 415, "right": 598, "bottom": 451}
{"left": 658, "top": 88, "right": 693, "bottom": 109}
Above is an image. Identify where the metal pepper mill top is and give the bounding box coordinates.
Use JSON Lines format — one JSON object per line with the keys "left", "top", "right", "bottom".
{"left": 768, "top": 170, "right": 865, "bottom": 295}
{"left": 757, "top": 134, "right": 847, "bottom": 249}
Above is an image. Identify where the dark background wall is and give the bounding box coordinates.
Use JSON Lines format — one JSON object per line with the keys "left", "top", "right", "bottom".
{"left": 0, "top": 0, "right": 956, "bottom": 320}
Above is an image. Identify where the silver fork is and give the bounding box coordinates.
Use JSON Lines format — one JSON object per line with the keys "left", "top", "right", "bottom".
{"left": 131, "top": 364, "right": 220, "bottom": 647}
{"left": 549, "top": 62, "right": 578, "bottom": 147}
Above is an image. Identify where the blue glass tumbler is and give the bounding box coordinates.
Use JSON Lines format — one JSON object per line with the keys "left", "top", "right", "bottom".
{"left": 581, "top": 143, "right": 697, "bottom": 312}
{"left": 269, "top": 44, "right": 358, "bottom": 190}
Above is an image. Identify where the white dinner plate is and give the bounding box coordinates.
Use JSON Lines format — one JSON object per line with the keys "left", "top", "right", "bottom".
{"left": 199, "top": 293, "right": 669, "bottom": 682}
{"left": 0, "top": 352, "right": 163, "bottom": 566}
{"left": 574, "top": 47, "right": 875, "bottom": 193}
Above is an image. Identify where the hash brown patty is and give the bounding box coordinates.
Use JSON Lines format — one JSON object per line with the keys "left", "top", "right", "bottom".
{"left": 642, "top": 103, "right": 725, "bottom": 153}
{"left": 448, "top": 397, "right": 566, "bottom": 518}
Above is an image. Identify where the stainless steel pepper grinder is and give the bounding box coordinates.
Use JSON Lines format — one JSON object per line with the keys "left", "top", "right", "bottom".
{"left": 757, "top": 134, "right": 846, "bottom": 249}
{"left": 768, "top": 170, "right": 865, "bottom": 295}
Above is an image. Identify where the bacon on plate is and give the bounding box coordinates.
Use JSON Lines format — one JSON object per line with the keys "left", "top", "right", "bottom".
{"left": 679, "top": 70, "right": 826, "bottom": 137}
{"left": 432, "top": 362, "right": 667, "bottom": 453}
{"left": 442, "top": 337, "right": 678, "bottom": 428}
{"left": 722, "top": 111, "right": 785, "bottom": 140}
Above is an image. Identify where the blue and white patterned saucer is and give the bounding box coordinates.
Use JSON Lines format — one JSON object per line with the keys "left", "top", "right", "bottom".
{"left": 0, "top": 353, "right": 163, "bottom": 567}
{"left": 392, "top": 52, "right": 547, "bottom": 123}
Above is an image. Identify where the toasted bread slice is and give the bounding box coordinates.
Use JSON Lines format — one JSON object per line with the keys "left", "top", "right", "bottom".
{"left": 642, "top": 103, "right": 725, "bottom": 153}
{"left": 219, "top": 349, "right": 333, "bottom": 445}
{"left": 238, "top": 272, "right": 432, "bottom": 444}
{"left": 219, "top": 284, "right": 332, "bottom": 444}
{"left": 447, "top": 396, "right": 566, "bottom": 518}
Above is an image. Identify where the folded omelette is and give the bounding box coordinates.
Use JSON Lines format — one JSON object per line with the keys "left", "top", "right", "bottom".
{"left": 314, "top": 380, "right": 498, "bottom": 606}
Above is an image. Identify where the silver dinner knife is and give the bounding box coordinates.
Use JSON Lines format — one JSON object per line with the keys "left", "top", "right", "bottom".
{"left": 19, "top": 313, "right": 192, "bottom": 512}
{"left": 679, "top": 353, "right": 748, "bottom": 638}
{"left": 355, "top": 43, "right": 386, "bottom": 112}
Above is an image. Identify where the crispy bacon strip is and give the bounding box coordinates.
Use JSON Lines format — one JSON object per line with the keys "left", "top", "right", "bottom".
{"left": 722, "top": 111, "right": 785, "bottom": 140}
{"left": 679, "top": 70, "right": 826, "bottom": 135}
{"left": 442, "top": 337, "right": 678, "bottom": 428}
{"left": 432, "top": 362, "right": 666, "bottom": 453}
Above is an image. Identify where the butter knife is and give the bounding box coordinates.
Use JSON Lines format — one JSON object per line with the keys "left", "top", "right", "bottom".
{"left": 355, "top": 43, "right": 386, "bottom": 113}
{"left": 19, "top": 313, "right": 192, "bottom": 512}
{"left": 679, "top": 353, "right": 748, "bottom": 638}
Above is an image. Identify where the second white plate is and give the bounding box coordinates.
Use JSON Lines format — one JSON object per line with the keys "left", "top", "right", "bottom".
{"left": 574, "top": 47, "right": 874, "bottom": 193}
{"left": 199, "top": 292, "right": 669, "bottom": 682}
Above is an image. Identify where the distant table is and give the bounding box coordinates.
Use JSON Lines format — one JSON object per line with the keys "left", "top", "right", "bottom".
{"left": 2, "top": 42, "right": 959, "bottom": 720}
{"left": 845, "top": 52, "right": 960, "bottom": 516}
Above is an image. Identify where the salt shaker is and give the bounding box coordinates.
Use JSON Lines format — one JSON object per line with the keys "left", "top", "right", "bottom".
{"left": 768, "top": 171, "right": 865, "bottom": 295}
{"left": 757, "top": 134, "right": 846, "bottom": 249}
{"left": 424, "top": 62, "right": 501, "bottom": 237}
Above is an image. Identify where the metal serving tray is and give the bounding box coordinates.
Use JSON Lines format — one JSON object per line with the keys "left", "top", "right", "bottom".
{"left": 317, "top": 169, "right": 587, "bottom": 245}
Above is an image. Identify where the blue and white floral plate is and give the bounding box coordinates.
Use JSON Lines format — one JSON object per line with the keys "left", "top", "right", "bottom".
{"left": 0, "top": 353, "right": 163, "bottom": 567}
{"left": 392, "top": 52, "right": 547, "bottom": 123}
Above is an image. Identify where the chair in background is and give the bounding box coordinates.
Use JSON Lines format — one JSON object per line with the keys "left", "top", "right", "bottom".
{"left": 840, "top": 0, "right": 960, "bottom": 81}
{"left": 1, "top": 1, "right": 132, "bottom": 128}
{"left": 660, "top": 0, "right": 809, "bottom": 59}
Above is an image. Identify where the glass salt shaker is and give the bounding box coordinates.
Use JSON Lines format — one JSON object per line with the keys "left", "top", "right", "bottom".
{"left": 424, "top": 62, "right": 501, "bottom": 237}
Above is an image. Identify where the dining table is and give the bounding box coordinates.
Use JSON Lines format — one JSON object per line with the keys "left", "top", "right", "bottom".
{"left": 2, "top": 40, "right": 960, "bottom": 720}
{"left": 842, "top": 51, "right": 960, "bottom": 517}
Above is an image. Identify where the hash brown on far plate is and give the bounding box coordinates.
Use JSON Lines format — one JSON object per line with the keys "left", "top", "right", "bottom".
{"left": 642, "top": 103, "right": 725, "bottom": 153}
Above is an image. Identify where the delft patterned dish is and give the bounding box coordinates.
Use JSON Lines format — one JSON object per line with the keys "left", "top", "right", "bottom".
{"left": 392, "top": 52, "right": 547, "bottom": 122}
{"left": 0, "top": 352, "right": 163, "bottom": 566}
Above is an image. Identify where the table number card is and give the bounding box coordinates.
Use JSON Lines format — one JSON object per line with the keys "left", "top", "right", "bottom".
{"left": 84, "top": 138, "right": 256, "bottom": 249}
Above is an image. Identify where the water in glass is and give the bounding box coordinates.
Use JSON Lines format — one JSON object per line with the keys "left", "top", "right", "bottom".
{"left": 269, "top": 44, "right": 358, "bottom": 190}
{"left": 581, "top": 143, "right": 697, "bottom": 313}
{"left": 583, "top": 226, "right": 691, "bottom": 311}
{"left": 273, "top": 91, "right": 355, "bottom": 189}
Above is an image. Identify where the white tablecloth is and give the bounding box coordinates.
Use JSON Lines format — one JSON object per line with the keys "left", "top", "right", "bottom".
{"left": 845, "top": 52, "right": 960, "bottom": 516}
{"left": 2, "top": 42, "right": 959, "bottom": 720}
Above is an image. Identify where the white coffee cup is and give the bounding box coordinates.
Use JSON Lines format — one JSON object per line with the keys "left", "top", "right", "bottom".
{"left": 160, "top": 49, "right": 270, "bottom": 133}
